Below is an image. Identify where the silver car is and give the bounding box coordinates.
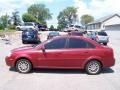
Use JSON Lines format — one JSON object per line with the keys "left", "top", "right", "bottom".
{"left": 95, "top": 31, "right": 109, "bottom": 45}
{"left": 16, "top": 22, "right": 39, "bottom": 31}
{"left": 87, "top": 31, "right": 109, "bottom": 45}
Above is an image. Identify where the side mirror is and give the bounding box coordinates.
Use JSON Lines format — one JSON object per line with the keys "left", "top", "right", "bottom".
{"left": 41, "top": 46, "right": 45, "bottom": 52}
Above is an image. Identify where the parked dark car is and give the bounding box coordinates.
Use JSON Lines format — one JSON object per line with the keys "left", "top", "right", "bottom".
{"left": 47, "top": 31, "right": 60, "bottom": 39}
{"left": 37, "top": 23, "right": 48, "bottom": 31}
{"left": 5, "top": 36, "right": 115, "bottom": 75}
{"left": 68, "top": 31, "right": 83, "bottom": 36}
{"left": 22, "top": 29, "right": 41, "bottom": 44}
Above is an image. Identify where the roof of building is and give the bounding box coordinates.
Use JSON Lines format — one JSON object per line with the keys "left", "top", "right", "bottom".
{"left": 87, "top": 14, "right": 120, "bottom": 25}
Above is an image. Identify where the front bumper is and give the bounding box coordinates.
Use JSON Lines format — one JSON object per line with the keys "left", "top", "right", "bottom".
{"left": 5, "top": 56, "right": 15, "bottom": 67}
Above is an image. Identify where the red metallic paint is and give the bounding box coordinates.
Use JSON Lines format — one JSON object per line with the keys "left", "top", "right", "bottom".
{"left": 5, "top": 36, "right": 115, "bottom": 69}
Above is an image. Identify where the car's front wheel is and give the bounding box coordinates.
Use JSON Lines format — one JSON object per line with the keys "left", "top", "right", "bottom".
{"left": 85, "top": 60, "right": 101, "bottom": 75}
{"left": 16, "top": 59, "right": 32, "bottom": 73}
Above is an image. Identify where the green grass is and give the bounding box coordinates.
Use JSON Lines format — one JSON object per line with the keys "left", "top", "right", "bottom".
{"left": 0, "top": 29, "right": 16, "bottom": 33}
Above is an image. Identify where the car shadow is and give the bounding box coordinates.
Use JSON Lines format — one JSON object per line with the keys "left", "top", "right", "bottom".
{"left": 9, "top": 67, "right": 17, "bottom": 72}
{"left": 101, "top": 68, "right": 114, "bottom": 74}
{"left": 33, "top": 69, "right": 86, "bottom": 74}
{"left": 9, "top": 67, "right": 114, "bottom": 74}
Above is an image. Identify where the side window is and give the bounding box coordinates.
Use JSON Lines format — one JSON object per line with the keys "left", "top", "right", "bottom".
{"left": 86, "top": 41, "right": 95, "bottom": 48}
{"left": 68, "top": 38, "right": 95, "bottom": 48}
{"left": 68, "top": 38, "right": 87, "bottom": 48}
{"left": 45, "top": 38, "right": 66, "bottom": 49}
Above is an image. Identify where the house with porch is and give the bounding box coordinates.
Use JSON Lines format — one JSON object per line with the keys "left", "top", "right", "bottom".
{"left": 86, "top": 14, "right": 120, "bottom": 31}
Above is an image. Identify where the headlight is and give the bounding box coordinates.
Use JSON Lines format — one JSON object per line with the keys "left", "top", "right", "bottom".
{"left": 7, "top": 51, "right": 12, "bottom": 57}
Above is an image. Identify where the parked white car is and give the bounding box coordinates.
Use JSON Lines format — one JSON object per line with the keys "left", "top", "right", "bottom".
{"left": 16, "top": 22, "right": 38, "bottom": 31}
{"left": 67, "top": 25, "right": 84, "bottom": 32}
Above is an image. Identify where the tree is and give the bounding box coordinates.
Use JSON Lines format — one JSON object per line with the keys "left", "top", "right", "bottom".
{"left": 49, "top": 25, "right": 54, "bottom": 31}
{"left": 81, "top": 14, "right": 94, "bottom": 26}
{"left": 22, "top": 13, "right": 39, "bottom": 23}
{"left": 0, "top": 14, "right": 9, "bottom": 29}
{"left": 57, "top": 6, "right": 78, "bottom": 29}
{"left": 57, "top": 11, "right": 68, "bottom": 29}
{"left": 27, "top": 4, "right": 52, "bottom": 25}
{"left": 11, "top": 10, "right": 21, "bottom": 25}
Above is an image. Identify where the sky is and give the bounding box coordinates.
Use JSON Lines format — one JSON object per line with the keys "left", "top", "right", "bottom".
{"left": 0, "top": 0, "right": 120, "bottom": 27}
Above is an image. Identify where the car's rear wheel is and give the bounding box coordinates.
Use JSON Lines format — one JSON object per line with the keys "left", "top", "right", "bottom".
{"left": 85, "top": 60, "right": 101, "bottom": 75}
{"left": 16, "top": 59, "right": 32, "bottom": 73}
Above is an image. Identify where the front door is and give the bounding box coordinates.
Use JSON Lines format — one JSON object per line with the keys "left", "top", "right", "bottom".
{"left": 38, "top": 38, "right": 67, "bottom": 68}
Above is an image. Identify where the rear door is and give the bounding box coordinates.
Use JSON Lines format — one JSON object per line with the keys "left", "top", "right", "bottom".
{"left": 64, "top": 38, "right": 95, "bottom": 68}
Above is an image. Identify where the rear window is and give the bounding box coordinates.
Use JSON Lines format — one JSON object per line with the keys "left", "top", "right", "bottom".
{"left": 71, "top": 32, "right": 83, "bottom": 36}
{"left": 98, "top": 32, "right": 107, "bottom": 36}
{"left": 75, "top": 25, "right": 80, "bottom": 28}
{"left": 49, "top": 32, "right": 59, "bottom": 36}
{"left": 68, "top": 38, "right": 95, "bottom": 48}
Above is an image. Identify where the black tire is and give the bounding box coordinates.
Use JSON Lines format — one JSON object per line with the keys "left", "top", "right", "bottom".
{"left": 16, "top": 59, "right": 32, "bottom": 73}
{"left": 22, "top": 41, "right": 27, "bottom": 44}
{"left": 85, "top": 60, "right": 101, "bottom": 75}
{"left": 103, "top": 43, "right": 107, "bottom": 45}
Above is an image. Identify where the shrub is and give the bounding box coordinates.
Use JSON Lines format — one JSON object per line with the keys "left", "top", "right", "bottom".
{"left": 8, "top": 25, "right": 16, "bottom": 29}
{"left": 0, "top": 24, "right": 4, "bottom": 30}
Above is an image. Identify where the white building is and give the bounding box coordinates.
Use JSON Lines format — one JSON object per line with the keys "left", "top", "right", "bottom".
{"left": 86, "top": 14, "right": 120, "bottom": 31}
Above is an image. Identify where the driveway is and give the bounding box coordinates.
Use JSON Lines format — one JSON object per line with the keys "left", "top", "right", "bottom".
{"left": 0, "top": 31, "right": 120, "bottom": 90}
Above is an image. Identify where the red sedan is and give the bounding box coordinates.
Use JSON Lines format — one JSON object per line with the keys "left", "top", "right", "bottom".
{"left": 5, "top": 36, "right": 115, "bottom": 75}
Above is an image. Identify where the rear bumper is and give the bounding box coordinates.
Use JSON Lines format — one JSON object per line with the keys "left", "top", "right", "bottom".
{"left": 97, "top": 40, "right": 108, "bottom": 43}
{"left": 22, "top": 38, "right": 40, "bottom": 42}
{"left": 103, "top": 58, "right": 115, "bottom": 68}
